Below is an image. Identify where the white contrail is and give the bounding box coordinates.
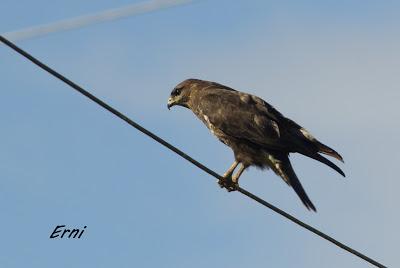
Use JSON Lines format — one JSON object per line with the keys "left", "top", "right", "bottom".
{"left": 2, "top": 0, "right": 192, "bottom": 42}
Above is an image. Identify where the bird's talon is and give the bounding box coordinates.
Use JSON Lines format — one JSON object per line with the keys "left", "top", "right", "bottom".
{"left": 218, "top": 177, "right": 238, "bottom": 192}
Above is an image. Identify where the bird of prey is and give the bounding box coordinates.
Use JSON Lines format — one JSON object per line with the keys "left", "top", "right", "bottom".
{"left": 167, "top": 79, "right": 344, "bottom": 211}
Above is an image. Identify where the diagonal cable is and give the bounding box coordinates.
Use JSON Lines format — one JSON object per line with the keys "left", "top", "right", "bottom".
{"left": 2, "top": 0, "right": 192, "bottom": 42}
{"left": 0, "top": 35, "right": 387, "bottom": 268}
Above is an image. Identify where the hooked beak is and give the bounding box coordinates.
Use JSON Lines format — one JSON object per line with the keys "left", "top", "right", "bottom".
{"left": 167, "top": 97, "right": 175, "bottom": 110}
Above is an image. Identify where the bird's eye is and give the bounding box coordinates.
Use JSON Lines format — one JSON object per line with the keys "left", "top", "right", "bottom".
{"left": 173, "top": 88, "right": 181, "bottom": 96}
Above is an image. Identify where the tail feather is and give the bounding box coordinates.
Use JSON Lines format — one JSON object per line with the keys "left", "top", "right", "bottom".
{"left": 288, "top": 128, "right": 345, "bottom": 177}
{"left": 300, "top": 150, "right": 345, "bottom": 177}
{"left": 268, "top": 154, "right": 316, "bottom": 211}
{"left": 292, "top": 126, "right": 345, "bottom": 164}
{"left": 315, "top": 140, "right": 344, "bottom": 163}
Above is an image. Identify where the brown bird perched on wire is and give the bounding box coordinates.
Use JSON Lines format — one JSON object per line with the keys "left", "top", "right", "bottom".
{"left": 167, "top": 79, "right": 344, "bottom": 211}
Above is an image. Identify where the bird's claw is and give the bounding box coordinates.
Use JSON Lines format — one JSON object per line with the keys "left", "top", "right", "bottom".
{"left": 218, "top": 176, "right": 238, "bottom": 192}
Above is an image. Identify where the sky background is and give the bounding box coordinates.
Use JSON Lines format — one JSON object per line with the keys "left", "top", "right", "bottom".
{"left": 0, "top": 0, "right": 398, "bottom": 267}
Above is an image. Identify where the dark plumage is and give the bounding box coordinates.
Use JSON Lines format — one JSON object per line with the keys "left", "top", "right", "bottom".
{"left": 167, "top": 79, "right": 345, "bottom": 211}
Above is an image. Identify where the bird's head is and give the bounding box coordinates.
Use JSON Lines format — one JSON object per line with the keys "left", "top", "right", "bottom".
{"left": 167, "top": 79, "right": 200, "bottom": 110}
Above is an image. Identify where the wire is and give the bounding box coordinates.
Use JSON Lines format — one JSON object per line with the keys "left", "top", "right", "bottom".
{"left": 2, "top": 0, "right": 192, "bottom": 42}
{"left": 0, "top": 35, "right": 387, "bottom": 268}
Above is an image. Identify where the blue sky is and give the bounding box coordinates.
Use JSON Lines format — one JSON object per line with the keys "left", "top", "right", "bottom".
{"left": 0, "top": 1, "right": 398, "bottom": 267}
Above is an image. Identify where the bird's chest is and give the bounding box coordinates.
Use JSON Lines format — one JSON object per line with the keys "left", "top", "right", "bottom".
{"left": 195, "top": 112, "right": 230, "bottom": 145}
{"left": 201, "top": 114, "right": 217, "bottom": 135}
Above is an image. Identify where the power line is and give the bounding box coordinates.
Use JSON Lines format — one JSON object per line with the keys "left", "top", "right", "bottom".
{"left": 0, "top": 35, "right": 387, "bottom": 268}
{"left": 2, "top": 0, "right": 192, "bottom": 42}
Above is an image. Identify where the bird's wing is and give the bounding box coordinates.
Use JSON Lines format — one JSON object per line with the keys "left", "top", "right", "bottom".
{"left": 198, "top": 89, "right": 284, "bottom": 149}
{"left": 196, "top": 87, "right": 345, "bottom": 176}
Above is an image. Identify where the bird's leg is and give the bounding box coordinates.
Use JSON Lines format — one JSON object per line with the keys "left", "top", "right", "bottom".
{"left": 223, "top": 161, "right": 239, "bottom": 178}
{"left": 219, "top": 161, "right": 239, "bottom": 192}
{"left": 232, "top": 164, "right": 246, "bottom": 185}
